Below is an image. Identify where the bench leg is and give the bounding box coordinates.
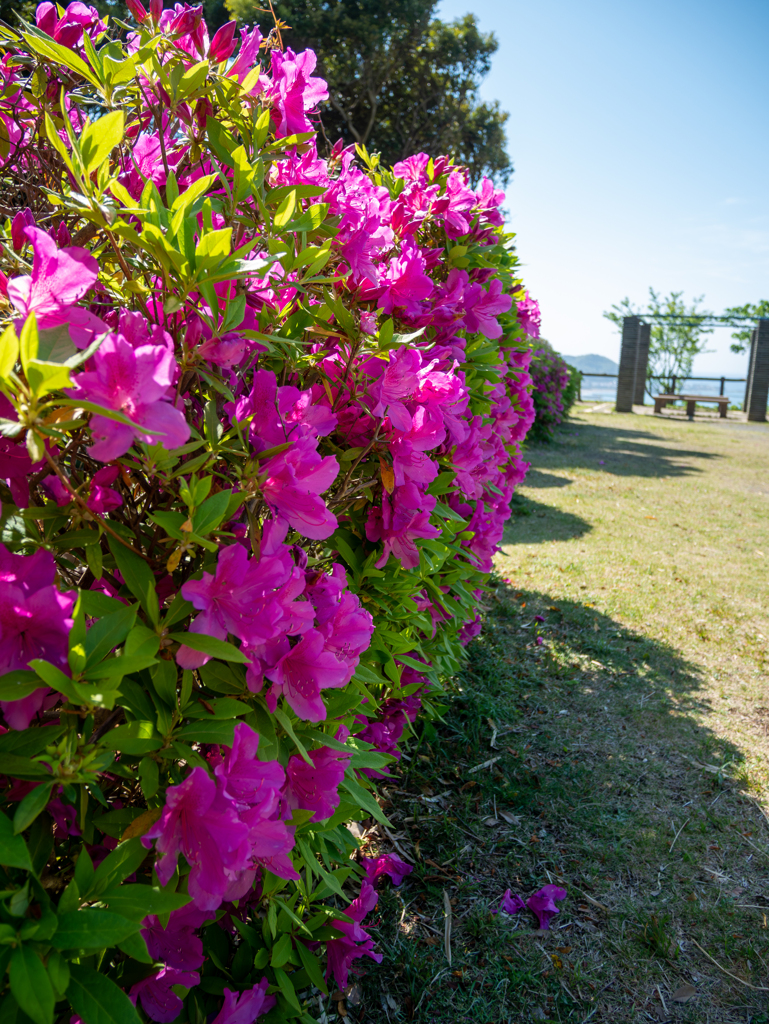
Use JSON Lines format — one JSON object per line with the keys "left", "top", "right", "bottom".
{"left": 654, "top": 399, "right": 662, "bottom": 414}
{"left": 686, "top": 400, "right": 695, "bottom": 420}
{"left": 720, "top": 403, "right": 727, "bottom": 418}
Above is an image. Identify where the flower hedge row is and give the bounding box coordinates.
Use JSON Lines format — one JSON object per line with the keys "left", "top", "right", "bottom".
{"left": 0, "top": 5, "right": 536, "bottom": 1023}
{"left": 528, "top": 342, "right": 578, "bottom": 439}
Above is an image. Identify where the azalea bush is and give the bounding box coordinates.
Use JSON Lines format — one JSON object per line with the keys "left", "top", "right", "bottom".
{"left": 0, "top": 4, "right": 535, "bottom": 1023}
{"left": 528, "top": 336, "right": 576, "bottom": 440}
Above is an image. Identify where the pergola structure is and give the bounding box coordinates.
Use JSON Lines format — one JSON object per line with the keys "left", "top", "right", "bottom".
{"left": 615, "top": 315, "right": 769, "bottom": 422}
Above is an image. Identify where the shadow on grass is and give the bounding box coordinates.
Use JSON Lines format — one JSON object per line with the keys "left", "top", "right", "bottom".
{"left": 355, "top": 583, "right": 763, "bottom": 1024}
{"left": 502, "top": 492, "right": 592, "bottom": 546}
{"left": 524, "top": 419, "right": 722, "bottom": 481}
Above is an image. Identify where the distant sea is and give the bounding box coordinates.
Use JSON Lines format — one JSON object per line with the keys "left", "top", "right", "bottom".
{"left": 579, "top": 376, "right": 747, "bottom": 408}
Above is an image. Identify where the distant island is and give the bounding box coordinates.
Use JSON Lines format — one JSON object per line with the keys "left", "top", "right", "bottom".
{"left": 561, "top": 353, "right": 618, "bottom": 374}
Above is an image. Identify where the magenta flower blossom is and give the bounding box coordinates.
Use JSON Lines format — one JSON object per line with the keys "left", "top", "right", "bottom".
{"left": 262, "top": 48, "right": 329, "bottom": 138}
{"left": 462, "top": 278, "right": 513, "bottom": 339}
{"left": 7, "top": 226, "right": 98, "bottom": 329}
{"left": 130, "top": 967, "right": 199, "bottom": 1024}
{"left": 177, "top": 540, "right": 304, "bottom": 669}
{"left": 494, "top": 885, "right": 566, "bottom": 930}
{"left": 361, "top": 854, "right": 413, "bottom": 887}
{"left": 36, "top": 2, "right": 105, "bottom": 50}
{"left": 517, "top": 291, "right": 541, "bottom": 339}
{"left": 285, "top": 733, "right": 351, "bottom": 822}
{"left": 143, "top": 767, "right": 251, "bottom": 911}
{"left": 326, "top": 880, "right": 382, "bottom": 989}
{"left": 211, "top": 981, "right": 275, "bottom": 1024}
{"left": 214, "top": 722, "right": 285, "bottom": 813}
{"left": 365, "top": 482, "right": 440, "bottom": 569}
{"left": 68, "top": 334, "right": 189, "bottom": 461}
{"left": 496, "top": 889, "right": 526, "bottom": 916}
{"left": 0, "top": 543, "right": 75, "bottom": 730}
{"left": 260, "top": 439, "right": 339, "bottom": 540}
{"left": 208, "top": 19, "right": 237, "bottom": 61}
{"left": 378, "top": 239, "right": 434, "bottom": 316}
{"left": 86, "top": 466, "right": 122, "bottom": 513}
{"left": 266, "top": 628, "right": 349, "bottom": 721}
{"left": 142, "top": 904, "right": 209, "bottom": 971}
{"left": 527, "top": 884, "right": 566, "bottom": 929}
{"left": 10, "top": 208, "right": 35, "bottom": 251}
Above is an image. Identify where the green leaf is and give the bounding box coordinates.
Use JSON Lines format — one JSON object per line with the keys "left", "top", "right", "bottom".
{"left": 90, "top": 838, "right": 148, "bottom": 896}
{"left": 341, "top": 773, "right": 391, "bottom": 826}
{"left": 184, "top": 697, "right": 249, "bottom": 720}
{"left": 23, "top": 30, "right": 101, "bottom": 90}
{"left": 25, "top": 359, "right": 72, "bottom": 398}
{"left": 101, "top": 721, "right": 162, "bottom": 755}
{"left": 0, "top": 753, "right": 54, "bottom": 781}
{"left": 92, "top": 807, "right": 145, "bottom": 840}
{"left": 192, "top": 489, "right": 232, "bottom": 536}
{"left": 273, "top": 190, "right": 297, "bottom": 228}
{"left": 168, "top": 632, "right": 248, "bottom": 663}
{"left": 0, "top": 810, "right": 32, "bottom": 870}
{"left": 295, "top": 940, "right": 329, "bottom": 995}
{"left": 273, "top": 709, "right": 312, "bottom": 765}
{"left": 0, "top": 323, "right": 19, "bottom": 379}
{"left": 19, "top": 311, "right": 39, "bottom": 371}
{"left": 9, "top": 946, "right": 54, "bottom": 1024}
{"left": 273, "top": 966, "right": 302, "bottom": 1012}
{"left": 106, "top": 538, "right": 158, "bottom": 624}
{"left": 138, "top": 756, "right": 159, "bottom": 799}
{"left": 0, "top": 671, "right": 44, "bottom": 703}
{"left": 13, "top": 783, "right": 54, "bottom": 834}
{"left": 68, "top": 964, "right": 142, "bottom": 1024}
{"left": 270, "top": 931, "right": 292, "bottom": 968}
{"left": 199, "top": 660, "right": 245, "bottom": 695}
{"left": 99, "top": 884, "right": 191, "bottom": 921}
{"left": 84, "top": 603, "right": 138, "bottom": 667}
{"left": 51, "top": 909, "right": 140, "bottom": 951}
{"left": 176, "top": 719, "right": 236, "bottom": 745}
{"left": 80, "top": 654, "right": 159, "bottom": 683}
{"left": 80, "top": 111, "right": 124, "bottom": 175}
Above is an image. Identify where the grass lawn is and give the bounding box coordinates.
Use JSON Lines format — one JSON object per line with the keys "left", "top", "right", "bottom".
{"left": 336, "top": 407, "right": 769, "bottom": 1024}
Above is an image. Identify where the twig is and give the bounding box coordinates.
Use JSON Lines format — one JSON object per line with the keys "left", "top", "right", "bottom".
{"left": 669, "top": 817, "right": 690, "bottom": 853}
{"left": 42, "top": 449, "right": 152, "bottom": 561}
{"left": 468, "top": 755, "right": 501, "bottom": 774}
{"left": 656, "top": 984, "right": 668, "bottom": 1014}
{"left": 443, "top": 890, "right": 452, "bottom": 966}
{"left": 690, "top": 938, "right": 769, "bottom": 991}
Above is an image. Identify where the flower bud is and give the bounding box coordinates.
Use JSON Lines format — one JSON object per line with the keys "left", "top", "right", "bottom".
{"left": 168, "top": 5, "right": 203, "bottom": 37}
{"left": 209, "top": 20, "right": 237, "bottom": 61}
{"left": 11, "top": 209, "right": 35, "bottom": 252}
{"left": 149, "top": 0, "right": 163, "bottom": 23}
{"left": 126, "top": 0, "right": 148, "bottom": 23}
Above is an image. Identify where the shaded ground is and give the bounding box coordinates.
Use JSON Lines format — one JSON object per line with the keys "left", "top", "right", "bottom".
{"left": 329, "top": 409, "right": 769, "bottom": 1024}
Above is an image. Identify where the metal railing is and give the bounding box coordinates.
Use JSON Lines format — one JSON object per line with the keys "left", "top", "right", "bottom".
{"left": 575, "top": 373, "right": 747, "bottom": 403}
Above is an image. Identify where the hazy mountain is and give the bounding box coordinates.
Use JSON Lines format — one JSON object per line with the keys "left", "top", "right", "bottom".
{"left": 561, "top": 354, "right": 618, "bottom": 374}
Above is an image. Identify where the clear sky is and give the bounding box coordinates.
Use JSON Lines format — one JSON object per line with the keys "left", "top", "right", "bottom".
{"left": 436, "top": 0, "right": 769, "bottom": 377}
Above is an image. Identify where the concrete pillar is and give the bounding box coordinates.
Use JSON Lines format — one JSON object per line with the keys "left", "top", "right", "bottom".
{"left": 744, "top": 327, "right": 757, "bottom": 412}
{"left": 634, "top": 322, "right": 651, "bottom": 405}
{"left": 746, "top": 319, "right": 769, "bottom": 422}
{"left": 616, "top": 316, "right": 640, "bottom": 412}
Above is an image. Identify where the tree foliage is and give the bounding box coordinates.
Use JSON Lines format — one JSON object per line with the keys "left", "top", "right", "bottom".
{"left": 604, "top": 289, "right": 714, "bottom": 390}
{"left": 226, "top": 0, "right": 512, "bottom": 184}
{"left": 722, "top": 299, "right": 769, "bottom": 354}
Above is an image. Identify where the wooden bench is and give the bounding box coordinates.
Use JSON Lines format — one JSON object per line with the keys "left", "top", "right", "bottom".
{"left": 654, "top": 393, "right": 730, "bottom": 419}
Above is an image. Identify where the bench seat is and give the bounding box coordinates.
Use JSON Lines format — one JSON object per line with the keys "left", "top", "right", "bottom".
{"left": 654, "top": 394, "right": 729, "bottom": 419}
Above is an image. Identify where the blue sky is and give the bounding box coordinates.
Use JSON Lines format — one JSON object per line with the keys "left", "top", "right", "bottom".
{"left": 437, "top": 0, "right": 769, "bottom": 376}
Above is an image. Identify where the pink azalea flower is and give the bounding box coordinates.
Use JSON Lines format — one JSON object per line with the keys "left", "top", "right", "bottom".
{"left": 142, "top": 904, "right": 210, "bottom": 971}
{"left": 227, "top": 26, "right": 263, "bottom": 84}
{"left": 517, "top": 291, "right": 541, "bottom": 339}
{"left": 285, "top": 732, "right": 351, "bottom": 822}
{"left": 143, "top": 767, "right": 251, "bottom": 912}
{"left": 177, "top": 542, "right": 296, "bottom": 669}
{"left": 208, "top": 20, "right": 237, "bottom": 61}
{"left": 7, "top": 226, "right": 98, "bottom": 329}
{"left": 86, "top": 466, "right": 122, "bottom": 513}
{"left": 68, "top": 334, "right": 189, "bottom": 461}
{"left": 260, "top": 439, "right": 339, "bottom": 540}
{"left": 326, "top": 880, "right": 382, "bottom": 989}
{"left": 462, "top": 278, "right": 513, "bottom": 339}
{"left": 262, "top": 48, "right": 329, "bottom": 138}
{"left": 527, "top": 884, "right": 566, "bottom": 929}
{"left": 495, "top": 889, "right": 526, "bottom": 916}
{"left": 316, "top": 590, "right": 374, "bottom": 681}
{"left": 130, "top": 967, "right": 199, "bottom": 1024}
{"left": 239, "top": 809, "right": 299, "bottom": 882}
{"left": 36, "top": 2, "right": 105, "bottom": 50}
{"left": 0, "top": 542, "right": 75, "bottom": 730}
{"left": 365, "top": 482, "right": 440, "bottom": 569}
{"left": 361, "top": 853, "right": 413, "bottom": 887}
{"left": 265, "top": 628, "right": 349, "bottom": 721}
{"left": 214, "top": 722, "right": 285, "bottom": 813}
{"left": 378, "top": 239, "right": 434, "bottom": 317}
{"left": 211, "top": 980, "right": 275, "bottom": 1024}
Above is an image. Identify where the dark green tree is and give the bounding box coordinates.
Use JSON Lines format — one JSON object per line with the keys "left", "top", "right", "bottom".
{"left": 226, "top": 0, "right": 512, "bottom": 184}
{"left": 722, "top": 300, "right": 769, "bottom": 354}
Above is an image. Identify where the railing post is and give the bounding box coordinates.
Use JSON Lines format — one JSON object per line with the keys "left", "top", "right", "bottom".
{"left": 746, "top": 319, "right": 769, "bottom": 422}
{"left": 671, "top": 373, "right": 677, "bottom": 395}
{"left": 616, "top": 316, "right": 640, "bottom": 412}
{"left": 719, "top": 376, "right": 725, "bottom": 396}
{"left": 634, "top": 322, "right": 651, "bottom": 405}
